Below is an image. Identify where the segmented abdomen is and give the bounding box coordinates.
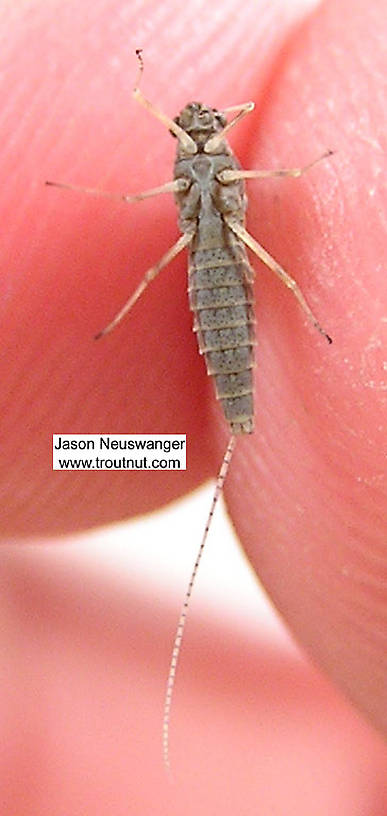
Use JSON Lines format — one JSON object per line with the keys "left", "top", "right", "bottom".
{"left": 188, "top": 235, "right": 255, "bottom": 434}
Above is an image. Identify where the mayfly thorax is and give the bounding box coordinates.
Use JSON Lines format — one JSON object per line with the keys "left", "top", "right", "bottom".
{"left": 46, "top": 49, "right": 332, "bottom": 771}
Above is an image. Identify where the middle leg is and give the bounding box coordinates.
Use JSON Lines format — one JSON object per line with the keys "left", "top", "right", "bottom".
{"left": 217, "top": 150, "right": 334, "bottom": 183}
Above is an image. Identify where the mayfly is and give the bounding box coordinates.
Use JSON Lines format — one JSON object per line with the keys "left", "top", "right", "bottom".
{"left": 47, "top": 49, "right": 332, "bottom": 770}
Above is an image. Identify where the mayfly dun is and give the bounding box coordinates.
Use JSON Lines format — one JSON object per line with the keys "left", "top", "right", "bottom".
{"left": 46, "top": 49, "right": 332, "bottom": 770}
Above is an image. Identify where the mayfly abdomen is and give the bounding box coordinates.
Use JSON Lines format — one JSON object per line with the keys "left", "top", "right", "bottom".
{"left": 188, "top": 239, "right": 255, "bottom": 434}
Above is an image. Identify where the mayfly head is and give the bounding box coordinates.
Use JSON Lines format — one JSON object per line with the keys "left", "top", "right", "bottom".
{"left": 172, "top": 102, "right": 227, "bottom": 151}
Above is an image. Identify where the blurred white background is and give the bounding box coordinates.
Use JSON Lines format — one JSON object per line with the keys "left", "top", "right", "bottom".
{"left": 55, "top": 481, "right": 295, "bottom": 651}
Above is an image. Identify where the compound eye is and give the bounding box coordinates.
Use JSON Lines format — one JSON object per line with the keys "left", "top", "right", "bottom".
{"left": 214, "top": 111, "right": 227, "bottom": 129}
{"left": 173, "top": 110, "right": 189, "bottom": 133}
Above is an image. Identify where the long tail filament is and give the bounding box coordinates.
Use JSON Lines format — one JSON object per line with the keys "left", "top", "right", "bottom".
{"left": 162, "top": 434, "right": 236, "bottom": 771}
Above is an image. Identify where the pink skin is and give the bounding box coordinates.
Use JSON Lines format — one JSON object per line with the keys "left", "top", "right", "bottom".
{"left": 1, "top": 0, "right": 386, "bottom": 810}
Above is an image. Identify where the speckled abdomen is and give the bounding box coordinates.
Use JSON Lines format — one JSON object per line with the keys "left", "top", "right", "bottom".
{"left": 188, "top": 234, "right": 255, "bottom": 434}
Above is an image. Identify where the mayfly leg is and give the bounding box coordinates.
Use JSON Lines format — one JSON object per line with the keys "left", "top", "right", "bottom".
{"left": 45, "top": 178, "right": 184, "bottom": 203}
{"left": 95, "top": 229, "right": 194, "bottom": 339}
{"left": 163, "top": 434, "right": 236, "bottom": 772}
{"left": 217, "top": 149, "right": 334, "bottom": 182}
{"left": 214, "top": 140, "right": 334, "bottom": 344}
{"left": 204, "top": 101, "right": 255, "bottom": 153}
{"left": 46, "top": 174, "right": 192, "bottom": 338}
{"left": 133, "top": 49, "right": 197, "bottom": 153}
{"left": 225, "top": 216, "right": 332, "bottom": 344}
